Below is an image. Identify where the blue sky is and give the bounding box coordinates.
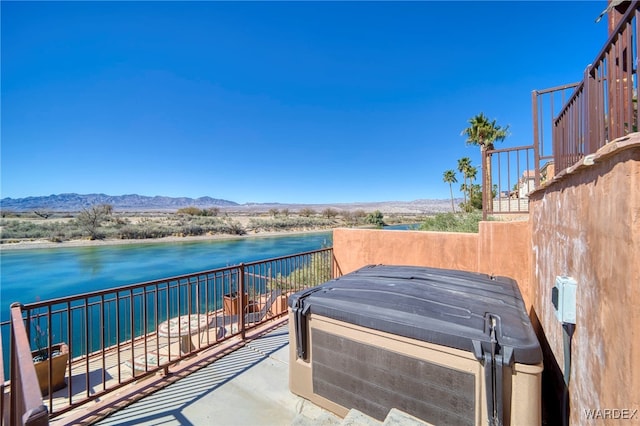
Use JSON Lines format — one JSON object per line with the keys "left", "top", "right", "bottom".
{"left": 1, "top": 1, "right": 608, "bottom": 204}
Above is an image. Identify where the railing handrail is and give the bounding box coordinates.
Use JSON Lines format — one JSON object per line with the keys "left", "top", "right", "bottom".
{"left": 589, "top": 0, "right": 639, "bottom": 70}
{"left": 553, "top": 81, "right": 585, "bottom": 126}
{"left": 533, "top": 82, "right": 580, "bottom": 96}
{"left": 9, "top": 303, "right": 48, "bottom": 425}
{"left": 487, "top": 144, "right": 539, "bottom": 155}
{"left": 19, "top": 247, "right": 333, "bottom": 310}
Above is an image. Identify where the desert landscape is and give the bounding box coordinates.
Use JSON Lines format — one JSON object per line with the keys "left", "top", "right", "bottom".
{"left": 1, "top": 197, "right": 453, "bottom": 250}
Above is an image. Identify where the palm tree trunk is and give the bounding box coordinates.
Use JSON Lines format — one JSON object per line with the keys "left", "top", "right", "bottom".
{"left": 463, "top": 176, "right": 468, "bottom": 205}
{"left": 449, "top": 183, "right": 455, "bottom": 213}
{"left": 482, "top": 147, "right": 491, "bottom": 220}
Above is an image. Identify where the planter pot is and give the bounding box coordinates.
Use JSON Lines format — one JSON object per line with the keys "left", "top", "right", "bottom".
{"left": 32, "top": 343, "right": 69, "bottom": 396}
{"left": 223, "top": 293, "right": 248, "bottom": 315}
{"left": 223, "top": 293, "right": 259, "bottom": 315}
{"left": 269, "top": 294, "right": 289, "bottom": 317}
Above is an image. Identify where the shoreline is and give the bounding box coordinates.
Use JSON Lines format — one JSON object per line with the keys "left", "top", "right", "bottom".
{"left": 0, "top": 228, "right": 334, "bottom": 251}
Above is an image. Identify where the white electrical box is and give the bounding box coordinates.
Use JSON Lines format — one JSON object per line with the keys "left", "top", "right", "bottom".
{"left": 552, "top": 276, "right": 577, "bottom": 324}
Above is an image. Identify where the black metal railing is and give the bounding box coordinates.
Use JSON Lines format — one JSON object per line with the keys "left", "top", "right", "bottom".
{"left": 1, "top": 248, "right": 334, "bottom": 420}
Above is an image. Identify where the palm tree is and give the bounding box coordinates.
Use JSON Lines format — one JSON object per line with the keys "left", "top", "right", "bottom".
{"left": 461, "top": 113, "right": 509, "bottom": 210}
{"left": 457, "top": 157, "right": 472, "bottom": 205}
{"left": 466, "top": 165, "right": 478, "bottom": 205}
{"left": 443, "top": 170, "right": 457, "bottom": 213}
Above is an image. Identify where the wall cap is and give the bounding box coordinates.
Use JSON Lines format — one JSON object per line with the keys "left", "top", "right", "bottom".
{"left": 530, "top": 133, "right": 640, "bottom": 197}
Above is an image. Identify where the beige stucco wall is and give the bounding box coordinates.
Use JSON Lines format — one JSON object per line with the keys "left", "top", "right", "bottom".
{"left": 333, "top": 228, "right": 479, "bottom": 276}
{"left": 528, "top": 136, "right": 640, "bottom": 424}
{"left": 478, "top": 220, "right": 532, "bottom": 308}
{"left": 333, "top": 221, "right": 531, "bottom": 307}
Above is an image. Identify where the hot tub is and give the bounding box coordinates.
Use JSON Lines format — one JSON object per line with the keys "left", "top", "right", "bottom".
{"left": 288, "top": 264, "right": 543, "bottom": 425}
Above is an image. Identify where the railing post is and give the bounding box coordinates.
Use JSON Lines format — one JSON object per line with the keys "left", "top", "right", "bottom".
{"left": 532, "top": 90, "right": 541, "bottom": 187}
{"left": 238, "top": 264, "right": 245, "bottom": 340}
{"left": 584, "top": 65, "right": 595, "bottom": 156}
{"left": 1, "top": 327, "right": 4, "bottom": 426}
{"left": 9, "top": 303, "right": 48, "bottom": 426}
{"left": 482, "top": 149, "right": 488, "bottom": 221}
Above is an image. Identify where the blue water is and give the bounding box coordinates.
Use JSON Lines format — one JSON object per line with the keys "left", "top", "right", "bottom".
{"left": 0, "top": 232, "right": 332, "bottom": 323}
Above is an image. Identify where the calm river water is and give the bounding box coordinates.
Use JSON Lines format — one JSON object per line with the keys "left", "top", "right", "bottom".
{"left": 0, "top": 231, "right": 332, "bottom": 322}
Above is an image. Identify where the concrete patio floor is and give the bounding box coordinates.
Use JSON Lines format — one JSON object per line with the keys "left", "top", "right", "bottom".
{"left": 90, "top": 320, "right": 339, "bottom": 426}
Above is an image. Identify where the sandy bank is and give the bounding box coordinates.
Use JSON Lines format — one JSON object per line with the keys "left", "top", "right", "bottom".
{"left": 0, "top": 228, "right": 333, "bottom": 251}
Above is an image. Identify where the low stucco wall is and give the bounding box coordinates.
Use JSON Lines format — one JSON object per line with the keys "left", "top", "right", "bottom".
{"left": 333, "top": 228, "right": 478, "bottom": 275}
{"left": 333, "top": 221, "right": 531, "bottom": 307}
{"left": 478, "top": 220, "right": 532, "bottom": 307}
{"left": 528, "top": 136, "right": 640, "bottom": 424}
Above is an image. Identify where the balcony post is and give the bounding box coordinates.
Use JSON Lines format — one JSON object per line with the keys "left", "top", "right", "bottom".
{"left": 9, "top": 303, "right": 48, "bottom": 426}
{"left": 238, "top": 264, "right": 245, "bottom": 340}
{"left": 532, "top": 90, "right": 541, "bottom": 187}
{"left": 482, "top": 149, "right": 488, "bottom": 221}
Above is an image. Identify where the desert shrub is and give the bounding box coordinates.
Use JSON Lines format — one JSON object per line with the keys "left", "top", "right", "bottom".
{"left": 1, "top": 220, "right": 56, "bottom": 239}
{"left": 418, "top": 212, "right": 486, "bottom": 233}
{"left": 76, "top": 204, "right": 113, "bottom": 240}
{"left": 171, "top": 216, "right": 246, "bottom": 236}
{"left": 365, "top": 210, "right": 385, "bottom": 227}
{"left": 249, "top": 217, "right": 334, "bottom": 232}
{"left": 181, "top": 224, "right": 205, "bottom": 236}
{"left": 268, "top": 251, "right": 333, "bottom": 292}
{"left": 118, "top": 224, "right": 173, "bottom": 239}
{"left": 341, "top": 211, "right": 354, "bottom": 224}
{"left": 353, "top": 210, "right": 366, "bottom": 219}
{"left": 299, "top": 208, "right": 316, "bottom": 217}
{"left": 226, "top": 222, "right": 246, "bottom": 235}
{"left": 176, "top": 207, "right": 221, "bottom": 217}
{"left": 201, "top": 207, "right": 220, "bottom": 217}
{"left": 176, "top": 206, "right": 202, "bottom": 216}
{"left": 322, "top": 208, "right": 338, "bottom": 219}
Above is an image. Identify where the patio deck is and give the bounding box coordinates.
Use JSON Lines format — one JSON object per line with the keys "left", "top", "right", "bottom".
{"left": 49, "top": 317, "right": 340, "bottom": 426}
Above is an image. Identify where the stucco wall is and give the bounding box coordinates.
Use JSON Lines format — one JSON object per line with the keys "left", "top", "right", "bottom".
{"left": 478, "top": 220, "right": 532, "bottom": 308}
{"left": 333, "top": 228, "right": 479, "bottom": 276}
{"left": 333, "top": 222, "right": 531, "bottom": 307}
{"left": 528, "top": 136, "right": 640, "bottom": 424}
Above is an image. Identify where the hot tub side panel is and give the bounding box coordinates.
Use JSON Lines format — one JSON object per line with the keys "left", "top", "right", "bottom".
{"left": 288, "top": 312, "right": 542, "bottom": 426}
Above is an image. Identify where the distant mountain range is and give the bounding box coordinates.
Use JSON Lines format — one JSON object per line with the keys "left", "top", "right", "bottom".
{"left": 0, "top": 193, "right": 456, "bottom": 214}
{"left": 0, "top": 193, "right": 238, "bottom": 212}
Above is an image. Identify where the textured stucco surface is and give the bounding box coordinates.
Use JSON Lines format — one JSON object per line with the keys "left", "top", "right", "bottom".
{"left": 478, "top": 220, "right": 532, "bottom": 308}
{"left": 529, "top": 138, "right": 640, "bottom": 424}
{"left": 333, "top": 228, "right": 479, "bottom": 276}
{"left": 333, "top": 223, "right": 530, "bottom": 305}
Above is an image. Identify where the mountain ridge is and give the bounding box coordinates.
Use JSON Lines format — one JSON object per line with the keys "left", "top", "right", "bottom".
{"left": 0, "top": 193, "right": 456, "bottom": 214}
{"left": 0, "top": 193, "right": 238, "bottom": 212}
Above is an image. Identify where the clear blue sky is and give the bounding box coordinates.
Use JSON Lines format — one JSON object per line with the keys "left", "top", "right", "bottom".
{"left": 1, "top": 1, "right": 608, "bottom": 204}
